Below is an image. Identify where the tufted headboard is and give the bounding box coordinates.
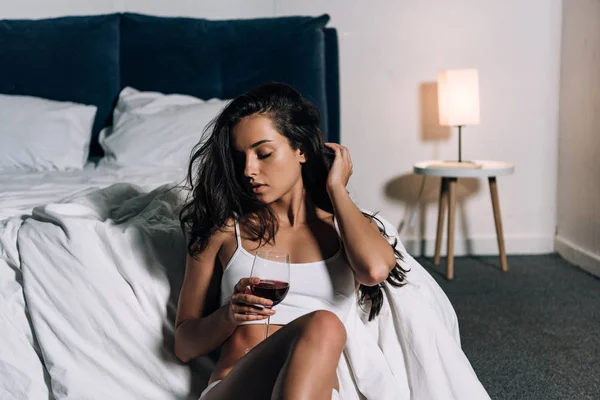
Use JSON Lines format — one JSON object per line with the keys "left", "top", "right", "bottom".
{"left": 0, "top": 13, "right": 340, "bottom": 158}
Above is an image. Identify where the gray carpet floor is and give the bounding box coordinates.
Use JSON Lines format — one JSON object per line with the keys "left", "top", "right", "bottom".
{"left": 417, "top": 254, "right": 600, "bottom": 400}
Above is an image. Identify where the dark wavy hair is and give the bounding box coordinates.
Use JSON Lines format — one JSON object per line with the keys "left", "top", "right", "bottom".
{"left": 179, "top": 82, "right": 408, "bottom": 320}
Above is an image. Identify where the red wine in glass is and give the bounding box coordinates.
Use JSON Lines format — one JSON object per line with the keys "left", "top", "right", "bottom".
{"left": 251, "top": 280, "right": 290, "bottom": 307}
{"left": 250, "top": 250, "right": 290, "bottom": 339}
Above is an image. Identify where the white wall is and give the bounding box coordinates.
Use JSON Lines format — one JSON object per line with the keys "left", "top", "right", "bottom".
{"left": 0, "top": 0, "right": 274, "bottom": 19}
{"left": 556, "top": 0, "right": 600, "bottom": 276}
{"left": 276, "top": 1, "right": 563, "bottom": 257}
{"left": 0, "top": 0, "right": 564, "bottom": 256}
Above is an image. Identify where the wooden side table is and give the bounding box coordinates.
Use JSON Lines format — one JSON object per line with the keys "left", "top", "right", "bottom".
{"left": 413, "top": 160, "right": 515, "bottom": 280}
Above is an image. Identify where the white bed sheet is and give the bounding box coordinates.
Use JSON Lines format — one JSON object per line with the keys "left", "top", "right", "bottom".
{"left": 0, "top": 165, "right": 188, "bottom": 400}
{"left": 0, "top": 164, "right": 187, "bottom": 220}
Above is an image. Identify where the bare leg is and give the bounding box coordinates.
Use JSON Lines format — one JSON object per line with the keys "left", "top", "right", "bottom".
{"left": 203, "top": 310, "right": 346, "bottom": 400}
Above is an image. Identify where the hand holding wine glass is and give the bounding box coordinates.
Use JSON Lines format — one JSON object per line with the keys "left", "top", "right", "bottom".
{"left": 250, "top": 250, "right": 290, "bottom": 339}
{"left": 228, "top": 278, "right": 275, "bottom": 325}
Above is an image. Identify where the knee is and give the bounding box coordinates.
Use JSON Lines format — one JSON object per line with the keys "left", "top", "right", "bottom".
{"left": 303, "top": 310, "right": 347, "bottom": 349}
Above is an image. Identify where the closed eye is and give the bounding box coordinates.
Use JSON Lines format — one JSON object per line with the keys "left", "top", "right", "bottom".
{"left": 257, "top": 153, "right": 272, "bottom": 160}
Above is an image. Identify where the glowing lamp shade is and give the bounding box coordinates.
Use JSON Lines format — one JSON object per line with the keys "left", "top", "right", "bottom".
{"left": 438, "top": 69, "right": 480, "bottom": 126}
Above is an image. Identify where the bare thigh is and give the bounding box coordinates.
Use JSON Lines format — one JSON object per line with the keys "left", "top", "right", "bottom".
{"left": 202, "top": 310, "right": 346, "bottom": 400}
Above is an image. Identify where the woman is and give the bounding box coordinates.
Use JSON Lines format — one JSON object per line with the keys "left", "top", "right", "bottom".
{"left": 175, "top": 82, "right": 408, "bottom": 399}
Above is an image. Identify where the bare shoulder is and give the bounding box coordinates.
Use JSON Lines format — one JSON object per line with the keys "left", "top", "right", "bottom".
{"left": 215, "top": 217, "right": 238, "bottom": 267}
{"left": 186, "top": 219, "right": 235, "bottom": 265}
{"left": 209, "top": 217, "right": 237, "bottom": 241}
{"left": 219, "top": 217, "right": 236, "bottom": 236}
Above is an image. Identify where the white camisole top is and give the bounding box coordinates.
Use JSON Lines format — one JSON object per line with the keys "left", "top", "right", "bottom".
{"left": 220, "top": 218, "right": 356, "bottom": 325}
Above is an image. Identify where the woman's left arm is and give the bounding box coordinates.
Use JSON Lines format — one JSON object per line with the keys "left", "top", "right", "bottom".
{"left": 325, "top": 143, "right": 397, "bottom": 286}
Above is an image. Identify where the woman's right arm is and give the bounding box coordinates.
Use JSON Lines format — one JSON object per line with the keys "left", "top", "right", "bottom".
{"left": 174, "top": 229, "right": 233, "bottom": 362}
{"left": 173, "top": 228, "right": 274, "bottom": 363}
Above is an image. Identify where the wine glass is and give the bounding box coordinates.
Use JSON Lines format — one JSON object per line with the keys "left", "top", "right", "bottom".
{"left": 250, "top": 250, "right": 290, "bottom": 340}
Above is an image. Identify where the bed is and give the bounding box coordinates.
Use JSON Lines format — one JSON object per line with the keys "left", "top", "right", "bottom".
{"left": 0, "top": 12, "right": 491, "bottom": 400}
{"left": 0, "top": 12, "right": 339, "bottom": 400}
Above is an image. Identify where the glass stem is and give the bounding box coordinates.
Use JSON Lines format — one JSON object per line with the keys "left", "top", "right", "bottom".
{"left": 264, "top": 315, "right": 270, "bottom": 340}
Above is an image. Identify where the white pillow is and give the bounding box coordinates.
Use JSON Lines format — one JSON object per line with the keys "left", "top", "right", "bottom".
{"left": 0, "top": 94, "right": 97, "bottom": 171}
{"left": 99, "top": 87, "right": 229, "bottom": 169}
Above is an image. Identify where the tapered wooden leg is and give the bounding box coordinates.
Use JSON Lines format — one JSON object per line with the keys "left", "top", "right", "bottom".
{"left": 446, "top": 178, "right": 457, "bottom": 280}
{"left": 489, "top": 177, "right": 508, "bottom": 272}
{"left": 434, "top": 178, "right": 449, "bottom": 265}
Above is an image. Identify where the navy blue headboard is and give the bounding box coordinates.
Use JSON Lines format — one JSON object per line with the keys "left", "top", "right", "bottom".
{"left": 0, "top": 13, "right": 340, "bottom": 158}
{"left": 0, "top": 14, "right": 121, "bottom": 147}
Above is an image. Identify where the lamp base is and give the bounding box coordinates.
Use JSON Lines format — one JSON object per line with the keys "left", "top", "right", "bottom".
{"left": 429, "top": 160, "right": 482, "bottom": 169}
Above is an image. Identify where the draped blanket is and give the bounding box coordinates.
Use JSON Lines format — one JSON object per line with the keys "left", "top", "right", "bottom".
{"left": 3, "top": 183, "right": 490, "bottom": 399}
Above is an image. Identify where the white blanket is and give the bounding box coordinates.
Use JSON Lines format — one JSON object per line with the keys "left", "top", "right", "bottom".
{"left": 0, "top": 166, "right": 188, "bottom": 399}
{"left": 336, "top": 218, "right": 490, "bottom": 400}
{"left": 0, "top": 164, "right": 186, "bottom": 220}
{"left": 12, "top": 183, "right": 490, "bottom": 399}
{"left": 0, "top": 217, "right": 51, "bottom": 400}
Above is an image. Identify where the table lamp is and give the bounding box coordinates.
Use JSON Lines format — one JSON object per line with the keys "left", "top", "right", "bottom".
{"left": 437, "top": 68, "right": 480, "bottom": 168}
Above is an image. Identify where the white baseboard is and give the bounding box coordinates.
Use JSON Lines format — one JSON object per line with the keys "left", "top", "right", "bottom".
{"left": 400, "top": 235, "right": 555, "bottom": 257}
{"left": 555, "top": 236, "right": 600, "bottom": 277}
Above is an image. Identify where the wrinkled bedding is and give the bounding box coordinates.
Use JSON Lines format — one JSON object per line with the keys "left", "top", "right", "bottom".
{"left": 1, "top": 179, "right": 489, "bottom": 399}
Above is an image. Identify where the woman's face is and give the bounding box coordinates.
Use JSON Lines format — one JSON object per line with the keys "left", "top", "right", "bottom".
{"left": 231, "top": 114, "right": 306, "bottom": 204}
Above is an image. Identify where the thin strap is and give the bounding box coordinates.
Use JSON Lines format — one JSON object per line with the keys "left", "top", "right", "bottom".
{"left": 333, "top": 215, "right": 341, "bottom": 236}
{"left": 332, "top": 216, "right": 344, "bottom": 248}
{"left": 234, "top": 219, "right": 242, "bottom": 247}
